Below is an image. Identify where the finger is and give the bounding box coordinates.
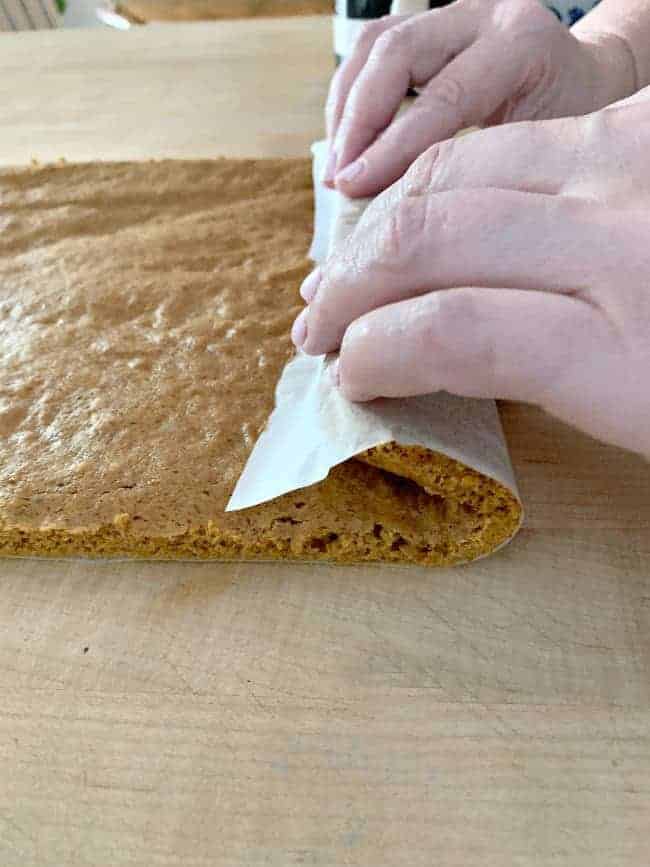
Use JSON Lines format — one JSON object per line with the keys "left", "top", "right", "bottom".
{"left": 333, "top": 7, "right": 477, "bottom": 183}
{"left": 326, "top": 16, "right": 406, "bottom": 144}
{"left": 335, "top": 35, "right": 535, "bottom": 198}
{"left": 400, "top": 117, "right": 587, "bottom": 199}
{"left": 336, "top": 287, "right": 610, "bottom": 404}
{"left": 301, "top": 190, "right": 615, "bottom": 357}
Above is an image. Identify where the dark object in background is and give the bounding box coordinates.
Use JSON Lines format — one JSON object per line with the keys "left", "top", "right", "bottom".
{"left": 342, "top": 0, "right": 392, "bottom": 12}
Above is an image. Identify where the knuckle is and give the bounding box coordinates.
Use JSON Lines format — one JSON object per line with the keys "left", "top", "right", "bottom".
{"left": 376, "top": 184, "right": 491, "bottom": 268}
{"left": 378, "top": 189, "right": 471, "bottom": 264}
{"left": 582, "top": 109, "right": 613, "bottom": 154}
{"left": 427, "top": 75, "right": 467, "bottom": 115}
{"left": 403, "top": 139, "right": 456, "bottom": 197}
{"left": 342, "top": 315, "right": 373, "bottom": 354}
{"left": 379, "top": 196, "right": 429, "bottom": 263}
{"left": 402, "top": 150, "right": 437, "bottom": 199}
{"left": 358, "top": 17, "right": 389, "bottom": 49}
{"left": 371, "top": 24, "right": 411, "bottom": 61}
{"left": 436, "top": 136, "right": 457, "bottom": 166}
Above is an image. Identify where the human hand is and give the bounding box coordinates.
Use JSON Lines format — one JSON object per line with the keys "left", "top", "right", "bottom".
{"left": 325, "top": 0, "right": 638, "bottom": 198}
{"left": 293, "top": 92, "right": 650, "bottom": 457}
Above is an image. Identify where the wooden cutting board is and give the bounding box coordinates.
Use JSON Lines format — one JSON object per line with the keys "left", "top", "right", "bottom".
{"left": 0, "top": 18, "right": 649, "bottom": 867}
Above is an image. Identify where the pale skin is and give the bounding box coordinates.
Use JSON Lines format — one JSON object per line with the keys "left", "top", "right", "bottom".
{"left": 325, "top": 0, "right": 650, "bottom": 196}
{"left": 291, "top": 0, "right": 650, "bottom": 458}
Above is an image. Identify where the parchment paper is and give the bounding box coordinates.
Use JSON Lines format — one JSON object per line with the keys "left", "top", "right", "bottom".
{"left": 226, "top": 142, "right": 521, "bottom": 520}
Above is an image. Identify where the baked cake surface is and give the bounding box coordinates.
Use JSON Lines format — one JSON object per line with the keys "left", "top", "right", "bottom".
{"left": 116, "top": 0, "right": 332, "bottom": 24}
{"left": 0, "top": 159, "right": 520, "bottom": 565}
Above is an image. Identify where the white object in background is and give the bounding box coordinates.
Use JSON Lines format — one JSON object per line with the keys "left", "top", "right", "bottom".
{"left": 95, "top": 0, "right": 130, "bottom": 28}
{"left": 64, "top": 0, "right": 105, "bottom": 26}
{"left": 333, "top": 13, "right": 367, "bottom": 59}
{"left": 309, "top": 141, "right": 346, "bottom": 263}
{"left": 391, "top": 0, "right": 429, "bottom": 11}
{"left": 333, "top": 0, "right": 373, "bottom": 61}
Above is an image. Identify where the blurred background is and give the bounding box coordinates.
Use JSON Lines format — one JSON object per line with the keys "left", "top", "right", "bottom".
{"left": 1, "top": 0, "right": 334, "bottom": 31}
{"left": 64, "top": 0, "right": 104, "bottom": 26}
{"left": 1, "top": 1, "right": 597, "bottom": 34}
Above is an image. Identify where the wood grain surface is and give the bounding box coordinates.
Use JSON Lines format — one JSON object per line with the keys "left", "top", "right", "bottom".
{"left": 0, "top": 17, "right": 649, "bottom": 867}
{"left": 0, "top": 19, "right": 331, "bottom": 165}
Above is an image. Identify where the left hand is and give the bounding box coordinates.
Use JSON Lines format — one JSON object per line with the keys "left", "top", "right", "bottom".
{"left": 325, "top": 0, "right": 638, "bottom": 197}
{"left": 292, "top": 92, "right": 650, "bottom": 457}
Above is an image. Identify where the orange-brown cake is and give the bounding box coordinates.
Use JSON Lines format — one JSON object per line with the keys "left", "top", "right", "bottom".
{"left": 115, "top": 0, "right": 332, "bottom": 24}
{"left": 0, "top": 158, "right": 520, "bottom": 565}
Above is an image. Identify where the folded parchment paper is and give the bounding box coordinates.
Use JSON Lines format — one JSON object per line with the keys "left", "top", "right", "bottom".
{"left": 227, "top": 140, "right": 522, "bottom": 547}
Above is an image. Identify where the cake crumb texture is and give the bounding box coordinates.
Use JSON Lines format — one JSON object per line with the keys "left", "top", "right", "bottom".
{"left": 0, "top": 158, "right": 520, "bottom": 566}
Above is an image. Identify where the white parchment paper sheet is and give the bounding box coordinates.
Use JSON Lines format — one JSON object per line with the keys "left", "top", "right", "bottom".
{"left": 227, "top": 142, "right": 521, "bottom": 516}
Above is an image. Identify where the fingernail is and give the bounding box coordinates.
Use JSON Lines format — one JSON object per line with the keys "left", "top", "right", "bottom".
{"left": 336, "top": 158, "right": 365, "bottom": 185}
{"left": 291, "top": 308, "right": 308, "bottom": 348}
{"left": 323, "top": 148, "right": 337, "bottom": 187}
{"left": 300, "top": 268, "right": 321, "bottom": 303}
{"left": 329, "top": 358, "right": 340, "bottom": 388}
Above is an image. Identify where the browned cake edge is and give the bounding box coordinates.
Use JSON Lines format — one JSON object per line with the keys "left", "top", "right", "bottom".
{"left": 359, "top": 443, "right": 522, "bottom": 564}
{"left": 0, "top": 156, "right": 521, "bottom": 568}
{"left": 0, "top": 444, "right": 521, "bottom": 567}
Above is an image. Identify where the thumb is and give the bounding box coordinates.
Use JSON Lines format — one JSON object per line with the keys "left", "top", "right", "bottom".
{"left": 337, "top": 287, "right": 611, "bottom": 404}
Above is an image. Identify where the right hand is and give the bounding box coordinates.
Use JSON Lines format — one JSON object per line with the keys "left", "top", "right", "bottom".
{"left": 325, "top": 0, "right": 638, "bottom": 197}
{"left": 295, "top": 91, "right": 650, "bottom": 457}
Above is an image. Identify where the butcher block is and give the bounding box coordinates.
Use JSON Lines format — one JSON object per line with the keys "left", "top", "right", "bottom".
{"left": 0, "top": 17, "right": 648, "bottom": 867}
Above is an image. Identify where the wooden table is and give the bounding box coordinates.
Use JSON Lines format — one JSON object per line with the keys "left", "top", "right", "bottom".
{"left": 1, "top": 18, "right": 649, "bottom": 867}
